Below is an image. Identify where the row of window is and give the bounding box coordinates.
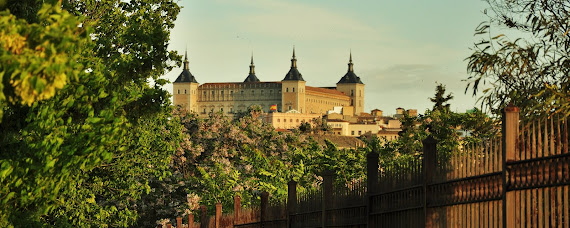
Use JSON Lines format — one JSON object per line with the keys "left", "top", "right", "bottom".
{"left": 349, "top": 89, "right": 363, "bottom": 97}
{"left": 307, "top": 98, "right": 345, "bottom": 106}
{"left": 202, "top": 89, "right": 281, "bottom": 97}
{"left": 177, "top": 89, "right": 196, "bottom": 94}
{"left": 284, "top": 87, "right": 304, "bottom": 93}
{"left": 351, "top": 130, "right": 362, "bottom": 136}
{"left": 276, "top": 118, "right": 308, "bottom": 123}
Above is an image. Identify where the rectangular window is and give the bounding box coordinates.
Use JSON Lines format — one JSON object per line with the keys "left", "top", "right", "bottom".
{"left": 358, "top": 131, "right": 362, "bottom": 135}
{"left": 351, "top": 131, "right": 355, "bottom": 135}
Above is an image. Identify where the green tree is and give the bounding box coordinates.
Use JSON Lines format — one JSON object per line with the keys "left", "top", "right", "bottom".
{"left": 0, "top": 2, "right": 86, "bottom": 122}
{"left": 0, "top": 0, "right": 182, "bottom": 226}
{"left": 466, "top": 0, "right": 570, "bottom": 118}
{"left": 430, "top": 83, "right": 454, "bottom": 111}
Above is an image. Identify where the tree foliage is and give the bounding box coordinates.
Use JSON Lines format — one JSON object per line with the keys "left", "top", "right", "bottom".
{"left": 0, "top": 0, "right": 182, "bottom": 226}
{"left": 466, "top": 0, "right": 570, "bottom": 118}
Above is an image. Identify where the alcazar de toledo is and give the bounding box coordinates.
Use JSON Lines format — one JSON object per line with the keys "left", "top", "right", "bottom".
{"left": 173, "top": 48, "right": 416, "bottom": 140}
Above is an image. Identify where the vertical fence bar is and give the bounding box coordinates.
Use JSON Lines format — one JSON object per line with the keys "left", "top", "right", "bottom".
{"left": 287, "top": 180, "right": 296, "bottom": 228}
{"left": 322, "top": 170, "right": 334, "bottom": 228}
{"left": 367, "top": 151, "right": 379, "bottom": 227}
{"left": 200, "top": 205, "right": 207, "bottom": 228}
{"left": 234, "top": 195, "right": 241, "bottom": 225}
{"left": 260, "top": 192, "right": 268, "bottom": 228}
{"left": 423, "top": 135, "right": 437, "bottom": 227}
{"left": 503, "top": 105, "right": 519, "bottom": 228}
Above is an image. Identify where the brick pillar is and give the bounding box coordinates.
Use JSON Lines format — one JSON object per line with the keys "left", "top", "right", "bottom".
{"left": 188, "top": 214, "right": 194, "bottom": 228}
{"left": 234, "top": 195, "right": 241, "bottom": 225}
{"left": 287, "top": 180, "right": 297, "bottom": 228}
{"left": 176, "top": 217, "right": 182, "bottom": 228}
{"left": 503, "top": 104, "right": 519, "bottom": 228}
{"left": 215, "top": 202, "right": 222, "bottom": 228}
{"left": 422, "top": 135, "right": 437, "bottom": 227}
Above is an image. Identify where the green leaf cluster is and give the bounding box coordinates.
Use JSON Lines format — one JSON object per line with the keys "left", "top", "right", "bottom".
{"left": 0, "top": 0, "right": 183, "bottom": 227}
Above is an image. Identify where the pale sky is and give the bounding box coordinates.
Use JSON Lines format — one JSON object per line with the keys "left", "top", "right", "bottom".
{"left": 162, "top": 0, "right": 490, "bottom": 116}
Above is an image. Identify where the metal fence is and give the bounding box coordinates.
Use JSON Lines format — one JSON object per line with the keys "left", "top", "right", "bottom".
{"left": 172, "top": 106, "right": 569, "bottom": 228}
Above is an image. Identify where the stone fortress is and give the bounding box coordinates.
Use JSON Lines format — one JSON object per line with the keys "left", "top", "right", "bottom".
{"left": 173, "top": 48, "right": 416, "bottom": 140}
{"left": 173, "top": 48, "right": 364, "bottom": 116}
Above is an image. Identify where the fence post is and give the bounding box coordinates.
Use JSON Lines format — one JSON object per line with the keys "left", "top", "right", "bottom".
{"left": 287, "top": 180, "right": 297, "bottom": 228}
{"left": 176, "top": 217, "right": 182, "bottom": 228}
{"left": 200, "top": 205, "right": 207, "bottom": 228}
{"left": 322, "top": 170, "right": 334, "bottom": 228}
{"left": 188, "top": 214, "right": 194, "bottom": 228}
{"left": 366, "top": 151, "right": 379, "bottom": 227}
{"left": 422, "top": 135, "right": 437, "bottom": 227}
{"left": 234, "top": 195, "right": 241, "bottom": 225}
{"left": 367, "top": 151, "right": 379, "bottom": 193}
{"left": 260, "top": 191, "right": 269, "bottom": 227}
{"left": 503, "top": 104, "right": 519, "bottom": 228}
{"left": 215, "top": 202, "right": 222, "bottom": 228}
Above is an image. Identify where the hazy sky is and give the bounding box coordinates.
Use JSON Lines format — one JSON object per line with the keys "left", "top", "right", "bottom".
{"left": 162, "top": 0, "right": 490, "bottom": 115}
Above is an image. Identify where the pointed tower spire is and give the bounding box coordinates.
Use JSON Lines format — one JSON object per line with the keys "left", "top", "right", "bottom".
{"left": 348, "top": 50, "right": 354, "bottom": 72}
{"left": 283, "top": 46, "right": 304, "bottom": 81}
{"left": 244, "top": 51, "right": 260, "bottom": 82}
{"left": 249, "top": 52, "right": 255, "bottom": 75}
{"left": 175, "top": 49, "right": 198, "bottom": 83}
{"left": 337, "top": 50, "right": 362, "bottom": 84}
{"left": 183, "top": 49, "right": 189, "bottom": 70}
{"left": 291, "top": 46, "right": 297, "bottom": 68}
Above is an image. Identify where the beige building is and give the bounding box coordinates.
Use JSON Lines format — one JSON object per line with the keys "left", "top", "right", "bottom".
{"left": 263, "top": 112, "right": 321, "bottom": 130}
{"left": 173, "top": 49, "right": 365, "bottom": 117}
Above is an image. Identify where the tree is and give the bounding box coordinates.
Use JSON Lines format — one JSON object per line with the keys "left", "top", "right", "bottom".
{"left": 430, "top": 83, "right": 454, "bottom": 112}
{"left": 466, "top": 0, "right": 570, "bottom": 118}
{"left": 0, "top": 2, "right": 87, "bottom": 122}
{"left": 0, "top": 0, "right": 182, "bottom": 226}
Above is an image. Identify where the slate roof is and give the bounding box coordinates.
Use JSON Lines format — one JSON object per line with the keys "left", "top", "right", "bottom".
{"left": 244, "top": 74, "right": 260, "bottom": 82}
{"left": 337, "top": 71, "right": 363, "bottom": 84}
{"left": 174, "top": 69, "right": 198, "bottom": 83}
{"left": 283, "top": 67, "right": 304, "bottom": 81}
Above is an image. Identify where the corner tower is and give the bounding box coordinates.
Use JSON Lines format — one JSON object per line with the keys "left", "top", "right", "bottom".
{"left": 336, "top": 52, "right": 364, "bottom": 115}
{"left": 173, "top": 51, "right": 199, "bottom": 112}
{"left": 281, "top": 47, "right": 306, "bottom": 113}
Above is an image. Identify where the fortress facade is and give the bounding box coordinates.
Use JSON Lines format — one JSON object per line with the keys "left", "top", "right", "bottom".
{"left": 173, "top": 49, "right": 365, "bottom": 116}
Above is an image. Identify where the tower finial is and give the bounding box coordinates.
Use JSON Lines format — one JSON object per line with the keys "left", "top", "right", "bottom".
{"left": 183, "top": 49, "right": 189, "bottom": 70}
{"left": 291, "top": 46, "right": 297, "bottom": 68}
{"left": 348, "top": 51, "right": 354, "bottom": 72}
{"left": 249, "top": 52, "right": 255, "bottom": 75}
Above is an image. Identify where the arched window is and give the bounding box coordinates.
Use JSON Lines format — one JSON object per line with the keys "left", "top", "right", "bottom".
{"left": 286, "top": 88, "right": 289, "bottom": 92}
{"left": 351, "top": 90, "right": 354, "bottom": 96}
{"left": 177, "top": 90, "right": 180, "bottom": 94}
{"left": 292, "top": 88, "right": 295, "bottom": 92}
{"left": 184, "top": 89, "right": 187, "bottom": 94}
